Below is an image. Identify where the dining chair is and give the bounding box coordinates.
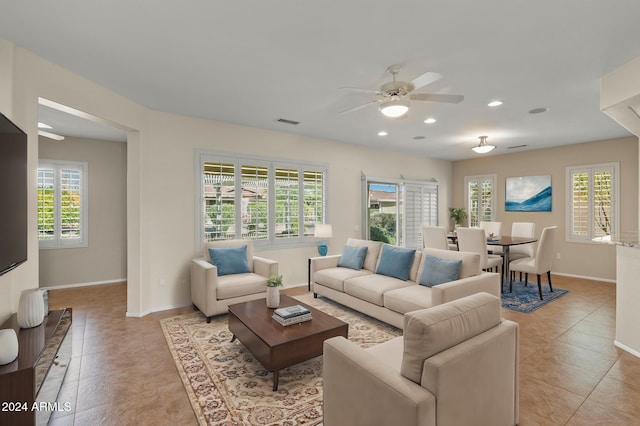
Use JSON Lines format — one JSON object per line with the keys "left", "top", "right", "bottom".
{"left": 456, "top": 227, "right": 503, "bottom": 283}
{"left": 509, "top": 226, "right": 557, "bottom": 300}
{"left": 480, "top": 221, "right": 503, "bottom": 255}
{"left": 509, "top": 222, "right": 536, "bottom": 281}
{"left": 420, "top": 225, "right": 450, "bottom": 250}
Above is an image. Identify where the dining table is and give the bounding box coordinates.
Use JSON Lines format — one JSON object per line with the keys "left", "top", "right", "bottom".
{"left": 486, "top": 236, "right": 538, "bottom": 290}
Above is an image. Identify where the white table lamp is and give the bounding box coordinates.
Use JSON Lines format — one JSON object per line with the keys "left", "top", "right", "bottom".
{"left": 314, "top": 224, "right": 333, "bottom": 256}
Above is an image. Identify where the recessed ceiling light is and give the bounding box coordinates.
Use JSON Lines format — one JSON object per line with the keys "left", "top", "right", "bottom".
{"left": 424, "top": 118, "right": 437, "bottom": 124}
{"left": 413, "top": 136, "right": 426, "bottom": 140}
{"left": 488, "top": 100, "right": 503, "bottom": 107}
{"left": 529, "top": 107, "right": 548, "bottom": 114}
{"left": 38, "top": 122, "right": 52, "bottom": 129}
{"left": 377, "top": 131, "right": 388, "bottom": 136}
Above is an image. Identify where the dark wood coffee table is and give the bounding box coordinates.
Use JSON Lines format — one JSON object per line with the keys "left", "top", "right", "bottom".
{"left": 228, "top": 294, "right": 348, "bottom": 391}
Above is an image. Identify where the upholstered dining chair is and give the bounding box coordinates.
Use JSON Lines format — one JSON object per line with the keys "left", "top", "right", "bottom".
{"left": 421, "top": 225, "right": 454, "bottom": 250}
{"left": 480, "top": 221, "right": 503, "bottom": 255}
{"left": 456, "top": 227, "right": 503, "bottom": 283}
{"left": 509, "top": 226, "right": 557, "bottom": 300}
{"left": 509, "top": 222, "right": 536, "bottom": 281}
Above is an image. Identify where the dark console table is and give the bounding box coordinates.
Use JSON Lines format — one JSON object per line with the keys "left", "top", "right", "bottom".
{"left": 0, "top": 308, "right": 72, "bottom": 425}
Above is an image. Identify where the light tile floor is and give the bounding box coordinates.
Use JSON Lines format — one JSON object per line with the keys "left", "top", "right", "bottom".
{"left": 47, "top": 275, "right": 640, "bottom": 425}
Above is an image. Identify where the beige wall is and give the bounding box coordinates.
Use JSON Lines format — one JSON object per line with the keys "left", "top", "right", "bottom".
{"left": 0, "top": 39, "right": 452, "bottom": 318}
{"left": 452, "top": 137, "right": 639, "bottom": 281}
{"left": 38, "top": 136, "right": 127, "bottom": 287}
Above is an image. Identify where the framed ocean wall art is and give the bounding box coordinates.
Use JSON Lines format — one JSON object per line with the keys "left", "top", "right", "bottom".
{"left": 505, "top": 175, "right": 552, "bottom": 212}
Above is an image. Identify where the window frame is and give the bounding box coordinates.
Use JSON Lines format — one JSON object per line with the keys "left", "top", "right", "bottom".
{"left": 195, "top": 150, "right": 328, "bottom": 251}
{"left": 565, "top": 162, "right": 619, "bottom": 244}
{"left": 37, "top": 159, "right": 89, "bottom": 249}
{"left": 464, "top": 174, "right": 497, "bottom": 227}
{"left": 361, "top": 174, "right": 439, "bottom": 249}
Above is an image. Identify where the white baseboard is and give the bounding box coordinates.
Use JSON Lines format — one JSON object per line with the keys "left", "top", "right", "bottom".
{"left": 126, "top": 302, "right": 191, "bottom": 318}
{"left": 614, "top": 340, "right": 640, "bottom": 358}
{"left": 552, "top": 272, "right": 616, "bottom": 284}
{"left": 41, "top": 278, "right": 127, "bottom": 290}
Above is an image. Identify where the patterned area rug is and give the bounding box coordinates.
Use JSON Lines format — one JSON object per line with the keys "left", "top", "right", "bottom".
{"left": 161, "top": 294, "right": 401, "bottom": 425}
{"left": 502, "top": 280, "right": 569, "bottom": 313}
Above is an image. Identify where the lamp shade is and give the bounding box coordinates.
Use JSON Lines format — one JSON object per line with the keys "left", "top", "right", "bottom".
{"left": 314, "top": 224, "right": 333, "bottom": 238}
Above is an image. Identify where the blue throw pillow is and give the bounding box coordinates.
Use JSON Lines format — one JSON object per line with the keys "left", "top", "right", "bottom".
{"left": 338, "top": 245, "right": 368, "bottom": 270}
{"left": 208, "top": 245, "right": 251, "bottom": 276}
{"left": 419, "top": 255, "right": 462, "bottom": 287}
{"left": 375, "top": 245, "right": 416, "bottom": 281}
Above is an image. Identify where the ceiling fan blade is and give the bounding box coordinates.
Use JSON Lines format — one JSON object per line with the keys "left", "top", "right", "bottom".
{"left": 411, "top": 71, "right": 442, "bottom": 91}
{"left": 339, "top": 86, "right": 381, "bottom": 95}
{"left": 410, "top": 93, "right": 464, "bottom": 104}
{"left": 339, "top": 100, "right": 378, "bottom": 115}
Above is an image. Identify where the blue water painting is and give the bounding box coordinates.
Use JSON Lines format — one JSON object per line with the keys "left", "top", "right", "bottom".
{"left": 506, "top": 185, "right": 552, "bottom": 212}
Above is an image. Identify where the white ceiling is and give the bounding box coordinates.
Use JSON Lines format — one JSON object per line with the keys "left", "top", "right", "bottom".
{"left": 2, "top": 1, "right": 639, "bottom": 160}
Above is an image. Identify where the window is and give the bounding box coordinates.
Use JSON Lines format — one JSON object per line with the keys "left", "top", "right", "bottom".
{"left": 197, "top": 152, "right": 327, "bottom": 249}
{"left": 566, "top": 162, "right": 619, "bottom": 243}
{"left": 465, "top": 174, "right": 496, "bottom": 227}
{"left": 37, "top": 161, "right": 88, "bottom": 248}
{"left": 362, "top": 176, "right": 438, "bottom": 249}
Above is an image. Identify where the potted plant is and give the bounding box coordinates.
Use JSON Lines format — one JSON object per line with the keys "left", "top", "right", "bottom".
{"left": 265, "top": 273, "right": 283, "bottom": 308}
{"left": 449, "top": 207, "right": 468, "bottom": 231}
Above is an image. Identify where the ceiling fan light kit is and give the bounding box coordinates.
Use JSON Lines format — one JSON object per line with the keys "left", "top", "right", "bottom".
{"left": 379, "top": 99, "right": 410, "bottom": 118}
{"left": 472, "top": 135, "right": 495, "bottom": 154}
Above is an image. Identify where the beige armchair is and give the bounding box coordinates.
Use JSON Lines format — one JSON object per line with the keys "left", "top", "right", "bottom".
{"left": 323, "top": 292, "right": 519, "bottom": 426}
{"left": 191, "top": 239, "right": 278, "bottom": 322}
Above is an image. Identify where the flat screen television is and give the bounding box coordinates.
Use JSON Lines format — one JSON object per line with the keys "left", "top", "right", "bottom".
{"left": 0, "top": 112, "right": 28, "bottom": 276}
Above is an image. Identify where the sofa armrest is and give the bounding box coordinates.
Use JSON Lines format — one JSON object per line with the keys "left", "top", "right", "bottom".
{"left": 310, "top": 254, "right": 341, "bottom": 275}
{"left": 323, "top": 337, "right": 435, "bottom": 426}
{"left": 430, "top": 272, "right": 500, "bottom": 306}
{"left": 252, "top": 256, "right": 278, "bottom": 278}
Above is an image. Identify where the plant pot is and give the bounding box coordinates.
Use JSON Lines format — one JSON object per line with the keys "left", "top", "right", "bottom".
{"left": 266, "top": 286, "right": 280, "bottom": 308}
{"left": 17, "top": 288, "right": 45, "bottom": 329}
{"left": 0, "top": 329, "right": 19, "bottom": 365}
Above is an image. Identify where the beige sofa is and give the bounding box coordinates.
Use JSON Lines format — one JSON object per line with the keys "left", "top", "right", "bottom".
{"left": 311, "top": 238, "right": 500, "bottom": 329}
{"left": 190, "top": 239, "right": 278, "bottom": 322}
{"left": 323, "top": 292, "right": 519, "bottom": 426}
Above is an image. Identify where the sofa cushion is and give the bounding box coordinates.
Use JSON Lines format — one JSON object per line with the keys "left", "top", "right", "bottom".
{"left": 401, "top": 292, "right": 502, "bottom": 384}
{"left": 418, "top": 255, "right": 462, "bottom": 287}
{"left": 346, "top": 238, "right": 383, "bottom": 272}
{"left": 384, "top": 285, "right": 433, "bottom": 314}
{"left": 315, "top": 267, "right": 373, "bottom": 292}
{"left": 208, "top": 245, "right": 251, "bottom": 276}
{"left": 344, "top": 274, "right": 414, "bottom": 306}
{"left": 338, "top": 245, "right": 368, "bottom": 270}
{"left": 416, "top": 248, "right": 480, "bottom": 280}
{"left": 375, "top": 245, "right": 416, "bottom": 281}
{"left": 216, "top": 273, "right": 266, "bottom": 299}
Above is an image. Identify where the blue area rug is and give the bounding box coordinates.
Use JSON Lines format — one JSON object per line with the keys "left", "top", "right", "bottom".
{"left": 502, "top": 280, "right": 569, "bottom": 313}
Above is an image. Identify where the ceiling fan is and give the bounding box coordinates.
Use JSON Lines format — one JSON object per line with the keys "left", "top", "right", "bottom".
{"left": 340, "top": 65, "right": 464, "bottom": 118}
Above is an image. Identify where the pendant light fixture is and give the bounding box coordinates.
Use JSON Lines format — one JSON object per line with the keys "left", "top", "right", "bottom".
{"left": 472, "top": 135, "right": 495, "bottom": 154}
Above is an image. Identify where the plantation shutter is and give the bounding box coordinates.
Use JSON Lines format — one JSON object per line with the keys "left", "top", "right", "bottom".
{"left": 404, "top": 182, "right": 438, "bottom": 250}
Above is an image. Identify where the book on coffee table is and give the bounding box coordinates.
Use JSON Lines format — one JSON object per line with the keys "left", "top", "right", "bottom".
{"left": 272, "top": 312, "right": 312, "bottom": 326}
{"left": 274, "top": 305, "right": 311, "bottom": 319}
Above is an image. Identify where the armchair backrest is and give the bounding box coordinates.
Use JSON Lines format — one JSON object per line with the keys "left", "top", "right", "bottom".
{"left": 203, "top": 239, "right": 254, "bottom": 270}
{"left": 401, "top": 292, "right": 502, "bottom": 384}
